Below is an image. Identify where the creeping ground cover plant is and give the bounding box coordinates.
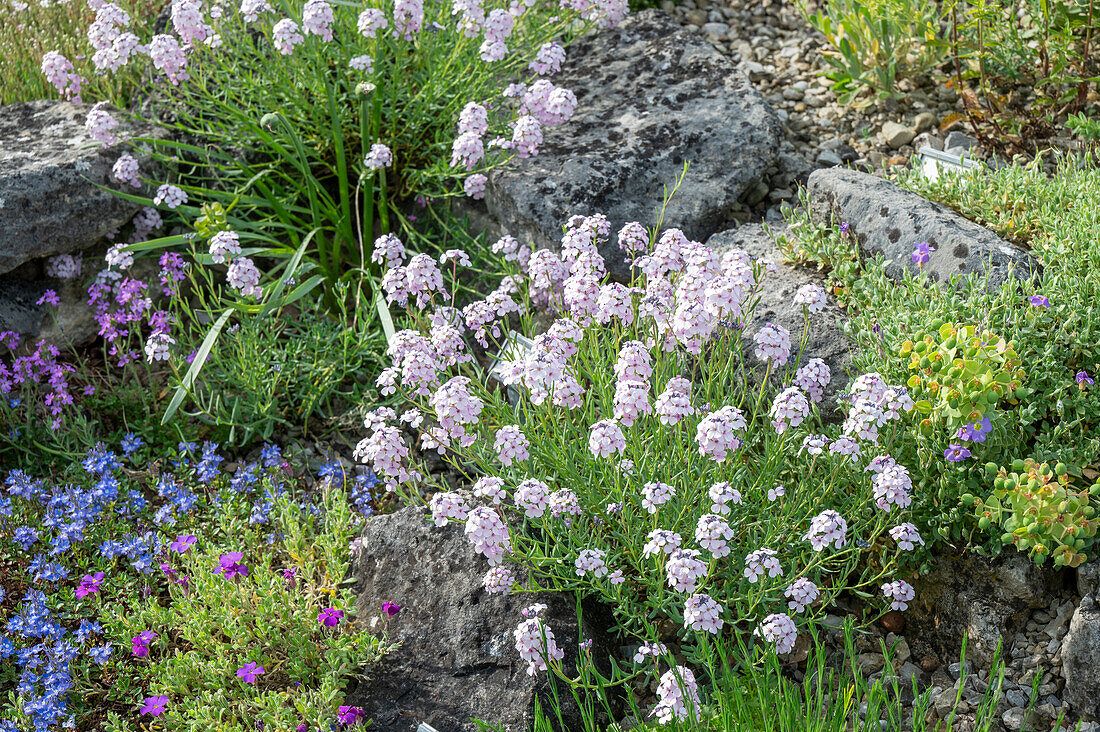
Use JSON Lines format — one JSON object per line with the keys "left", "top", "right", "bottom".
{"left": 0, "top": 440, "right": 384, "bottom": 731}
{"left": 352, "top": 213, "right": 929, "bottom": 722}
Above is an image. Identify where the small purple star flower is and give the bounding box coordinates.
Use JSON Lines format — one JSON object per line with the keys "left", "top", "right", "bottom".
{"left": 1078, "top": 370, "right": 1094, "bottom": 387}
{"left": 337, "top": 706, "right": 365, "bottom": 725}
{"left": 236, "top": 662, "right": 265, "bottom": 683}
{"left": 140, "top": 695, "right": 168, "bottom": 717}
{"left": 170, "top": 534, "right": 197, "bottom": 553}
{"left": 1028, "top": 295, "right": 1050, "bottom": 308}
{"left": 911, "top": 242, "right": 935, "bottom": 265}
{"left": 318, "top": 607, "right": 344, "bottom": 627}
{"left": 944, "top": 443, "right": 972, "bottom": 462}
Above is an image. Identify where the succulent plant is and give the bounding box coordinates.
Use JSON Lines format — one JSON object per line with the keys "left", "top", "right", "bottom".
{"left": 964, "top": 459, "right": 1100, "bottom": 568}
{"left": 899, "top": 320, "right": 1025, "bottom": 433}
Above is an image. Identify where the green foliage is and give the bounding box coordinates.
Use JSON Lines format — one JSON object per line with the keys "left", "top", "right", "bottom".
{"left": 794, "top": 0, "right": 947, "bottom": 104}
{"left": 968, "top": 458, "right": 1100, "bottom": 568}
{"left": 1067, "top": 112, "right": 1100, "bottom": 142}
{"left": 777, "top": 155, "right": 1100, "bottom": 557}
{"left": 900, "top": 321, "right": 1024, "bottom": 433}
{"left": 0, "top": 0, "right": 161, "bottom": 104}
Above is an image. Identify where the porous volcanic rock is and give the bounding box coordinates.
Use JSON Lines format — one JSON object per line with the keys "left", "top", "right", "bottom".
{"left": 807, "top": 168, "right": 1038, "bottom": 289}
{"left": 907, "top": 550, "right": 1063, "bottom": 667}
{"left": 705, "top": 223, "right": 853, "bottom": 414}
{"left": 481, "top": 9, "right": 782, "bottom": 279}
{"left": 0, "top": 100, "right": 160, "bottom": 275}
{"left": 1063, "top": 596, "right": 1100, "bottom": 720}
{"left": 344, "top": 506, "right": 615, "bottom": 732}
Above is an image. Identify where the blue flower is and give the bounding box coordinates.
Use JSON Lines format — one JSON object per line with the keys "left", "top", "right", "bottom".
{"left": 120, "top": 432, "right": 144, "bottom": 456}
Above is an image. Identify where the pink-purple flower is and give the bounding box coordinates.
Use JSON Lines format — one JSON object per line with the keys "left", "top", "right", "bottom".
{"left": 140, "top": 695, "right": 168, "bottom": 716}
{"left": 318, "top": 607, "right": 344, "bottom": 627}
{"left": 236, "top": 661, "right": 265, "bottom": 683}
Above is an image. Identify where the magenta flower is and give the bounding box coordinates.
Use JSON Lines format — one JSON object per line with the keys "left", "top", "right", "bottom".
{"left": 911, "top": 242, "right": 934, "bottom": 265}
{"left": 36, "top": 289, "right": 61, "bottom": 307}
{"left": 1078, "top": 370, "right": 1094, "bottom": 387}
{"left": 318, "top": 607, "right": 344, "bottom": 627}
{"left": 216, "top": 552, "right": 249, "bottom": 581}
{"left": 1028, "top": 294, "right": 1051, "bottom": 308}
{"left": 337, "top": 706, "right": 365, "bottom": 725}
{"left": 132, "top": 630, "right": 158, "bottom": 658}
{"left": 170, "top": 534, "right": 197, "bottom": 553}
{"left": 381, "top": 602, "right": 402, "bottom": 617}
{"left": 236, "top": 662, "right": 265, "bottom": 683}
{"left": 75, "top": 572, "right": 105, "bottom": 599}
{"left": 283, "top": 566, "right": 298, "bottom": 589}
{"left": 140, "top": 695, "right": 168, "bottom": 716}
{"left": 944, "top": 443, "right": 972, "bottom": 462}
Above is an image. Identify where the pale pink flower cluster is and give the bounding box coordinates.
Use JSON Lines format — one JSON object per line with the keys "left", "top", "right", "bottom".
{"left": 393, "top": 0, "right": 425, "bottom": 39}
{"left": 843, "top": 373, "right": 914, "bottom": 443}
{"left": 794, "top": 283, "right": 827, "bottom": 313}
{"left": 575, "top": 548, "right": 608, "bottom": 578}
{"left": 153, "top": 184, "right": 187, "bottom": 209}
{"left": 466, "top": 506, "right": 511, "bottom": 564}
{"left": 633, "top": 641, "right": 668, "bottom": 664}
{"left": 514, "top": 615, "right": 564, "bottom": 675}
{"left": 770, "top": 386, "right": 810, "bottom": 434}
{"left": 46, "top": 254, "right": 82, "bottom": 280}
{"left": 588, "top": 419, "right": 625, "bottom": 459}
{"left": 753, "top": 322, "right": 791, "bottom": 365}
{"left": 144, "top": 331, "right": 174, "bottom": 362}
{"left": 872, "top": 463, "right": 913, "bottom": 512}
{"left": 795, "top": 358, "right": 831, "bottom": 403}
{"left": 383, "top": 250, "right": 445, "bottom": 310}
{"left": 171, "top": 0, "right": 211, "bottom": 45}
{"left": 743, "top": 548, "right": 782, "bottom": 583}
{"left": 208, "top": 230, "right": 241, "bottom": 264}
{"left": 365, "top": 142, "right": 394, "bottom": 170}
{"left": 147, "top": 34, "right": 189, "bottom": 83}
{"left": 372, "top": 234, "right": 406, "bottom": 269}
{"left": 613, "top": 378, "right": 651, "bottom": 427}
{"left": 708, "top": 481, "right": 742, "bottom": 515}
{"left": 614, "top": 341, "right": 652, "bottom": 382}
{"left": 85, "top": 103, "right": 118, "bottom": 146}
{"left": 755, "top": 613, "right": 797, "bottom": 654}
{"left": 695, "top": 514, "right": 733, "bottom": 558}
{"left": 683, "top": 593, "right": 723, "bottom": 634}
{"left": 473, "top": 476, "right": 506, "bottom": 505}
{"left": 302, "top": 0, "right": 334, "bottom": 40}
{"left": 548, "top": 488, "right": 581, "bottom": 520}
{"left": 642, "top": 529, "right": 681, "bottom": 558}
{"left": 641, "top": 481, "right": 674, "bottom": 514}
{"left": 514, "top": 478, "right": 550, "bottom": 518}
{"left": 429, "top": 375, "right": 483, "bottom": 446}
{"left": 357, "top": 8, "right": 387, "bottom": 36}
{"left": 353, "top": 413, "right": 415, "bottom": 488}
{"left": 655, "top": 376, "right": 694, "bottom": 425}
{"left": 241, "top": 0, "right": 272, "bottom": 23}
{"left": 529, "top": 41, "right": 565, "bottom": 75}
{"left": 785, "top": 577, "right": 819, "bottom": 613}
{"left": 801, "top": 434, "right": 828, "bottom": 455}
{"left": 695, "top": 405, "right": 746, "bottom": 462}
{"left": 665, "top": 548, "right": 706, "bottom": 593}
{"left": 105, "top": 243, "right": 133, "bottom": 271}
{"left": 227, "top": 257, "right": 262, "bottom": 297}
{"left": 430, "top": 491, "right": 470, "bottom": 526}
{"left": 806, "top": 510, "right": 847, "bottom": 551}
{"left": 464, "top": 173, "right": 488, "bottom": 199}
{"left": 484, "top": 565, "right": 515, "bottom": 594}
{"left": 42, "top": 51, "right": 85, "bottom": 102}
{"left": 654, "top": 666, "right": 702, "bottom": 724}
{"left": 494, "top": 425, "right": 529, "bottom": 466}
{"left": 829, "top": 435, "right": 861, "bottom": 461}
{"left": 617, "top": 221, "right": 649, "bottom": 261}
{"left": 112, "top": 154, "right": 140, "bottom": 188}
{"left": 890, "top": 522, "right": 924, "bottom": 551}
{"left": 882, "top": 580, "right": 915, "bottom": 611}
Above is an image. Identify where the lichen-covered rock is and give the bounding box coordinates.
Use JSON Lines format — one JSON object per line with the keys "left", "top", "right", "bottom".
{"left": 344, "top": 506, "right": 615, "bottom": 732}
{"left": 807, "top": 168, "right": 1038, "bottom": 289}
{"left": 0, "top": 100, "right": 159, "bottom": 275}
{"left": 1063, "top": 596, "right": 1100, "bottom": 720}
{"left": 705, "top": 223, "right": 853, "bottom": 415}
{"left": 907, "top": 551, "right": 1063, "bottom": 666}
{"left": 481, "top": 10, "right": 781, "bottom": 279}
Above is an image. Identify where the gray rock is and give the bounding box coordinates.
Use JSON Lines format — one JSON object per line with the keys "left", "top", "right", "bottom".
{"left": 907, "top": 551, "right": 1063, "bottom": 667}
{"left": 913, "top": 112, "right": 938, "bottom": 134}
{"left": 816, "top": 150, "right": 843, "bottom": 167}
{"left": 480, "top": 10, "right": 781, "bottom": 279}
{"left": 807, "top": 168, "right": 1039, "bottom": 289}
{"left": 944, "top": 131, "right": 977, "bottom": 151}
{"left": 1063, "top": 596, "right": 1100, "bottom": 720}
{"left": 1078, "top": 562, "right": 1100, "bottom": 599}
{"left": 0, "top": 279, "right": 49, "bottom": 337}
{"left": 705, "top": 224, "right": 853, "bottom": 415}
{"left": 345, "top": 506, "right": 616, "bottom": 732}
{"left": 0, "top": 100, "right": 159, "bottom": 276}
{"left": 0, "top": 275, "right": 99, "bottom": 347}
{"left": 881, "top": 121, "right": 916, "bottom": 149}
{"left": 1002, "top": 707, "right": 1032, "bottom": 731}
{"left": 912, "top": 132, "right": 944, "bottom": 152}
